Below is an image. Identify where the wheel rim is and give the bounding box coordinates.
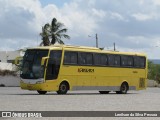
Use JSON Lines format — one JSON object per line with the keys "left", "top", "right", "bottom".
{"left": 60, "top": 84, "right": 67, "bottom": 92}
{"left": 121, "top": 84, "right": 127, "bottom": 93}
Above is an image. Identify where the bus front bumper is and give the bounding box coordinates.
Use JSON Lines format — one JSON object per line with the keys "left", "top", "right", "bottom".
{"left": 20, "top": 81, "right": 59, "bottom": 91}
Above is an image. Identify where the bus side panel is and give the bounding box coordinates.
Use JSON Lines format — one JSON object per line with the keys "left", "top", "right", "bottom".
{"left": 59, "top": 65, "right": 147, "bottom": 91}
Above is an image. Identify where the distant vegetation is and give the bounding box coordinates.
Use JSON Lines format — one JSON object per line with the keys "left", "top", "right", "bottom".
{"left": 148, "top": 61, "right": 160, "bottom": 84}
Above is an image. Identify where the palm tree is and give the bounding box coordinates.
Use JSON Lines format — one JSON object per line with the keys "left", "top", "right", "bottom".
{"left": 50, "top": 18, "right": 70, "bottom": 44}
{"left": 39, "top": 23, "right": 50, "bottom": 46}
{"left": 39, "top": 18, "right": 70, "bottom": 46}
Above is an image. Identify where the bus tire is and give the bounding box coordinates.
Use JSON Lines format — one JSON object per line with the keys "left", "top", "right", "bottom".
{"left": 57, "top": 82, "right": 69, "bottom": 95}
{"left": 37, "top": 90, "right": 47, "bottom": 94}
{"left": 99, "top": 91, "right": 110, "bottom": 94}
{"left": 116, "top": 82, "right": 128, "bottom": 94}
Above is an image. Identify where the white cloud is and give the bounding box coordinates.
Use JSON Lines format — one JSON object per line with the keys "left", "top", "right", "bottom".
{"left": 132, "top": 13, "right": 153, "bottom": 21}
{"left": 109, "top": 12, "right": 126, "bottom": 21}
{"left": 92, "top": 8, "right": 106, "bottom": 18}
{"left": 152, "top": 0, "right": 160, "bottom": 6}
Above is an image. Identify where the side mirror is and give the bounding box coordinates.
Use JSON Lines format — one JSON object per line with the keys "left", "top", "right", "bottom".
{"left": 14, "top": 56, "right": 23, "bottom": 66}
{"left": 41, "top": 57, "right": 49, "bottom": 66}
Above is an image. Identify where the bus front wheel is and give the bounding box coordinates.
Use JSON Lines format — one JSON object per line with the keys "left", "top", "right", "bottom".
{"left": 116, "top": 82, "right": 128, "bottom": 94}
{"left": 57, "top": 82, "right": 69, "bottom": 95}
{"left": 37, "top": 90, "right": 47, "bottom": 94}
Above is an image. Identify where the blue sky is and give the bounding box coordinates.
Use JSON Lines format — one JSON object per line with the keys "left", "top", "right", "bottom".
{"left": 0, "top": 0, "right": 160, "bottom": 59}
{"left": 39, "top": 0, "right": 69, "bottom": 7}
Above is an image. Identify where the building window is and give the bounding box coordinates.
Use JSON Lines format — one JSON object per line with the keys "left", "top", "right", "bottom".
{"left": 7, "top": 60, "right": 14, "bottom": 64}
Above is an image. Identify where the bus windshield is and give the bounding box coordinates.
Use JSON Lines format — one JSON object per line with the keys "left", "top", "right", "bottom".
{"left": 21, "top": 49, "right": 49, "bottom": 79}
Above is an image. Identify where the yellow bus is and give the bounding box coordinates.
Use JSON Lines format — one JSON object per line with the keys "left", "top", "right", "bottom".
{"left": 19, "top": 45, "right": 147, "bottom": 94}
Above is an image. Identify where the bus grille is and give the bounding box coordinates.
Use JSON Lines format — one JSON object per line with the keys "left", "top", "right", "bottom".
{"left": 139, "top": 78, "right": 145, "bottom": 88}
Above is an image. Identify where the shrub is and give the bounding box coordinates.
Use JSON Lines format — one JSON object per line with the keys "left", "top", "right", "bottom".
{"left": 0, "top": 84, "right": 5, "bottom": 87}
{"left": 0, "top": 69, "right": 17, "bottom": 76}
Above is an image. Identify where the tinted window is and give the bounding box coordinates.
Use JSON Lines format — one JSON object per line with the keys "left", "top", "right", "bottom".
{"left": 64, "top": 51, "right": 78, "bottom": 64}
{"left": 46, "top": 50, "right": 62, "bottom": 80}
{"left": 121, "top": 56, "right": 133, "bottom": 67}
{"left": 50, "top": 50, "right": 62, "bottom": 65}
{"left": 134, "top": 57, "right": 146, "bottom": 68}
{"left": 21, "top": 49, "right": 49, "bottom": 79}
{"left": 79, "top": 52, "right": 93, "bottom": 65}
{"left": 94, "top": 54, "right": 107, "bottom": 66}
{"left": 128, "top": 56, "right": 133, "bottom": 66}
{"left": 108, "top": 55, "right": 115, "bottom": 66}
{"left": 114, "top": 55, "right": 120, "bottom": 66}
{"left": 108, "top": 55, "right": 120, "bottom": 66}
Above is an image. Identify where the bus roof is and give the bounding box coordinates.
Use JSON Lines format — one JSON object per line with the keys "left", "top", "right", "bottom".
{"left": 29, "top": 45, "right": 146, "bottom": 57}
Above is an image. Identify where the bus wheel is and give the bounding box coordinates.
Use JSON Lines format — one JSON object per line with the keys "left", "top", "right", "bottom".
{"left": 57, "top": 82, "right": 68, "bottom": 95}
{"left": 99, "top": 91, "right": 110, "bottom": 94}
{"left": 37, "top": 90, "right": 47, "bottom": 94}
{"left": 116, "top": 82, "right": 128, "bottom": 94}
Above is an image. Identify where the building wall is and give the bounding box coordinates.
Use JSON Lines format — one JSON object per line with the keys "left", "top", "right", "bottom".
{"left": 0, "top": 76, "right": 20, "bottom": 86}
{"left": 0, "top": 62, "right": 13, "bottom": 71}
{"left": 0, "top": 50, "right": 21, "bottom": 63}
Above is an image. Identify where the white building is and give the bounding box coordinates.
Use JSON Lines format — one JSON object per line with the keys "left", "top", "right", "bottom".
{"left": 0, "top": 50, "right": 24, "bottom": 71}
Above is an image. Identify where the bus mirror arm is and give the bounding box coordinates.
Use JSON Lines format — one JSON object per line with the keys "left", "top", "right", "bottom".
{"left": 14, "top": 56, "right": 23, "bottom": 66}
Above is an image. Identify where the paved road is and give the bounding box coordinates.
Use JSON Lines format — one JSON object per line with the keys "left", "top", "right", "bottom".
{"left": 0, "top": 87, "right": 160, "bottom": 120}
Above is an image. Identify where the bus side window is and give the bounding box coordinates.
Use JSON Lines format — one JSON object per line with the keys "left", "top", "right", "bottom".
{"left": 100, "top": 54, "right": 107, "bottom": 66}
{"left": 108, "top": 55, "right": 115, "bottom": 66}
{"left": 134, "top": 56, "right": 146, "bottom": 68}
{"left": 140, "top": 57, "right": 146, "bottom": 68}
{"left": 108, "top": 55, "right": 120, "bottom": 66}
{"left": 64, "top": 51, "right": 78, "bottom": 65}
{"left": 79, "top": 52, "right": 93, "bottom": 65}
{"left": 121, "top": 56, "right": 133, "bottom": 67}
{"left": 121, "top": 56, "right": 128, "bottom": 67}
{"left": 64, "top": 52, "right": 70, "bottom": 64}
{"left": 114, "top": 55, "right": 120, "bottom": 66}
{"left": 128, "top": 56, "right": 133, "bottom": 67}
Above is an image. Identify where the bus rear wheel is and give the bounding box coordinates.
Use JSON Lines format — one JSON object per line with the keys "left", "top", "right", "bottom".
{"left": 99, "top": 91, "right": 110, "bottom": 94}
{"left": 116, "top": 82, "right": 128, "bottom": 94}
{"left": 57, "top": 82, "right": 69, "bottom": 95}
{"left": 37, "top": 90, "right": 47, "bottom": 94}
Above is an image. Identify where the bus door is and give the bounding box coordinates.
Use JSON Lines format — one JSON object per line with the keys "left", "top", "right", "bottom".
{"left": 45, "top": 50, "right": 62, "bottom": 80}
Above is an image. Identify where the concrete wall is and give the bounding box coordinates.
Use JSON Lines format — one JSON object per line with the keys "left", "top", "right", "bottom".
{"left": 0, "top": 50, "right": 21, "bottom": 63}
{"left": 147, "top": 80, "right": 160, "bottom": 87}
{"left": 0, "top": 62, "right": 13, "bottom": 71}
{"left": 0, "top": 76, "right": 20, "bottom": 87}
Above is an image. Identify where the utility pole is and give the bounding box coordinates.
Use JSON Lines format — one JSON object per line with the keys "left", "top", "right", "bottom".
{"left": 114, "top": 42, "right": 116, "bottom": 51}
{"left": 96, "top": 33, "right": 98, "bottom": 48}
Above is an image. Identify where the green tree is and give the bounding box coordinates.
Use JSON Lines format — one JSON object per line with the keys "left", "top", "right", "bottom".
{"left": 148, "top": 61, "right": 156, "bottom": 80}
{"left": 40, "top": 18, "right": 70, "bottom": 46}
{"left": 40, "top": 23, "right": 50, "bottom": 46}
{"left": 155, "top": 64, "right": 160, "bottom": 84}
{"left": 148, "top": 60, "right": 160, "bottom": 83}
{"left": 50, "top": 18, "right": 70, "bottom": 44}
